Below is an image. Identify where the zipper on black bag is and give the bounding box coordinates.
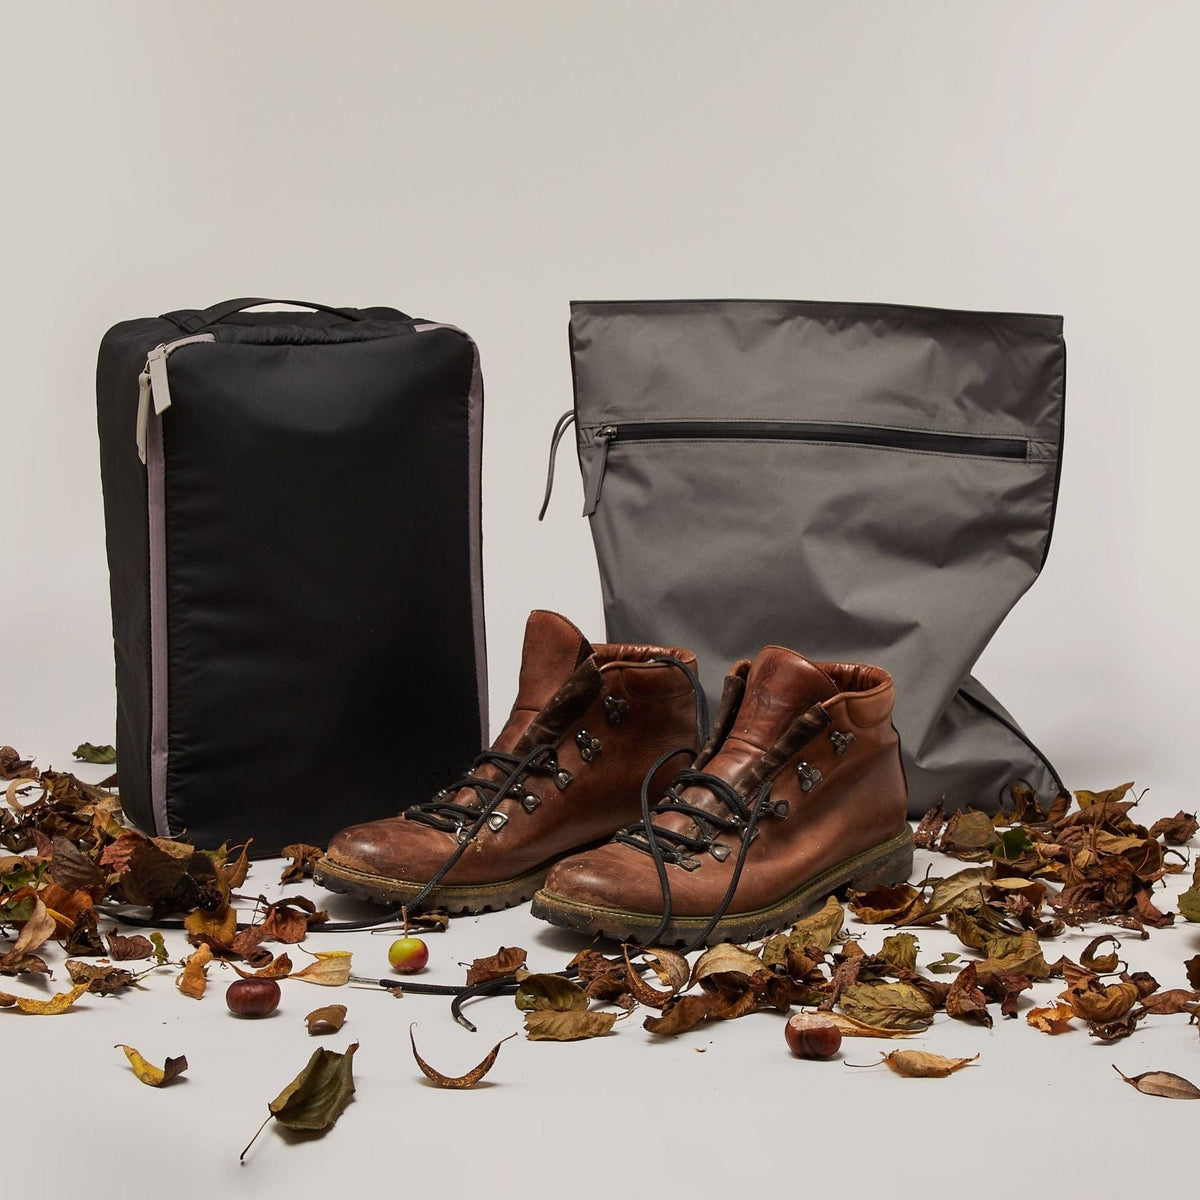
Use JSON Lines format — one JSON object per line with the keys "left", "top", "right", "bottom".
{"left": 539, "top": 415, "right": 1031, "bottom": 519}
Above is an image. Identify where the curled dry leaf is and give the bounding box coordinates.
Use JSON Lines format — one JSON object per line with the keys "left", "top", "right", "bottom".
{"left": 233, "top": 954, "right": 293, "bottom": 981}
{"left": 72, "top": 743, "right": 116, "bottom": 764}
{"left": 242, "top": 1042, "right": 359, "bottom": 1160}
{"left": 945, "top": 961, "right": 992, "bottom": 1029}
{"left": 1063, "top": 979, "right": 1141, "bottom": 1024}
{"left": 184, "top": 903, "right": 237, "bottom": 951}
{"left": 464, "top": 946, "right": 527, "bottom": 987}
{"left": 0, "top": 897, "right": 56, "bottom": 967}
{"left": 1027, "top": 1004, "right": 1076, "bottom": 1034}
{"left": 847, "top": 883, "right": 926, "bottom": 926}
{"left": 880, "top": 1050, "right": 979, "bottom": 1078}
{"left": 514, "top": 973, "right": 588, "bottom": 1012}
{"left": 410, "top": 1025, "right": 514, "bottom": 1086}
{"left": 1113, "top": 1065, "right": 1200, "bottom": 1099}
{"left": 116, "top": 1044, "right": 188, "bottom": 1087}
{"left": 0, "top": 982, "right": 90, "bottom": 1014}
{"left": 65, "top": 960, "right": 136, "bottom": 995}
{"left": 279, "top": 844, "right": 323, "bottom": 885}
{"left": 690, "top": 943, "right": 764, "bottom": 988}
{"left": 177, "top": 943, "right": 213, "bottom": 999}
{"left": 261, "top": 896, "right": 327, "bottom": 944}
{"left": 784, "top": 895, "right": 845, "bottom": 950}
{"left": 305, "top": 1004, "right": 347, "bottom": 1035}
{"left": 622, "top": 946, "right": 687, "bottom": 1010}
{"left": 643, "top": 993, "right": 723, "bottom": 1036}
{"left": 524, "top": 1010, "right": 618, "bottom": 1041}
{"left": 1080, "top": 935, "right": 1122, "bottom": 974}
{"left": 289, "top": 949, "right": 352, "bottom": 986}
{"left": 105, "top": 931, "right": 154, "bottom": 961}
{"left": 880, "top": 933, "right": 919, "bottom": 973}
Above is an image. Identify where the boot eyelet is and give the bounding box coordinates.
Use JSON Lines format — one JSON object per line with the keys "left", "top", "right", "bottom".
{"left": 603, "top": 695, "right": 629, "bottom": 724}
{"left": 486, "top": 812, "right": 509, "bottom": 833}
{"left": 797, "top": 762, "right": 823, "bottom": 792}
{"left": 676, "top": 856, "right": 701, "bottom": 871}
{"left": 455, "top": 824, "right": 471, "bottom": 844}
{"left": 576, "top": 730, "right": 602, "bottom": 762}
{"left": 830, "top": 730, "right": 856, "bottom": 756}
{"left": 709, "top": 842, "right": 731, "bottom": 862}
{"left": 553, "top": 768, "right": 573, "bottom": 790}
{"left": 520, "top": 792, "right": 541, "bottom": 813}
{"left": 772, "top": 800, "right": 790, "bottom": 818}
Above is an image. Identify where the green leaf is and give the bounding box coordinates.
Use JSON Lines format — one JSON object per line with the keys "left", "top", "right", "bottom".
{"left": 71, "top": 743, "right": 116, "bottom": 764}
{"left": 994, "top": 827, "right": 1034, "bottom": 860}
{"left": 149, "top": 931, "right": 169, "bottom": 966}
{"left": 514, "top": 973, "right": 588, "bottom": 1012}
{"left": 926, "top": 952, "right": 962, "bottom": 975}
{"left": 242, "top": 1042, "right": 358, "bottom": 1160}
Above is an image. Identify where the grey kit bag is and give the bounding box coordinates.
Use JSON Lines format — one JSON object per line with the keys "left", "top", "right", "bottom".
{"left": 545, "top": 299, "right": 1066, "bottom": 814}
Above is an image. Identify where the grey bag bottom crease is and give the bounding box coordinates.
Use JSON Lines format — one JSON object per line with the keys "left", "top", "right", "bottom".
{"left": 559, "top": 299, "right": 1067, "bottom": 815}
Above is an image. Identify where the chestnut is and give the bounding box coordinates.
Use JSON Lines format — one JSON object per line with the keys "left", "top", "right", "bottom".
{"left": 784, "top": 1013, "right": 842, "bottom": 1059}
{"left": 225, "top": 976, "right": 281, "bottom": 1018}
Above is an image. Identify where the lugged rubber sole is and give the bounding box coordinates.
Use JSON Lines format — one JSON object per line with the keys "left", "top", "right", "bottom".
{"left": 529, "top": 825, "right": 916, "bottom": 947}
{"left": 313, "top": 856, "right": 555, "bottom": 915}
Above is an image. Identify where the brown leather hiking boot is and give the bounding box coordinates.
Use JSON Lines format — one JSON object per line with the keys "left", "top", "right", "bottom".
{"left": 314, "top": 611, "right": 703, "bottom": 913}
{"left": 531, "top": 646, "right": 913, "bottom": 947}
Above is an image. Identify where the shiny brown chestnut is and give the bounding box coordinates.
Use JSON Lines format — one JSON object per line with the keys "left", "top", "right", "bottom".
{"left": 225, "top": 977, "right": 281, "bottom": 1018}
{"left": 784, "top": 1013, "right": 842, "bottom": 1059}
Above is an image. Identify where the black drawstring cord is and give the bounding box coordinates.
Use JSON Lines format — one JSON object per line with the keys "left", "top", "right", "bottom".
{"left": 537, "top": 410, "right": 577, "bottom": 520}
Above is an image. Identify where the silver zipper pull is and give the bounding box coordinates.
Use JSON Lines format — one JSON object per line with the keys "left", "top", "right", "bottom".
{"left": 581, "top": 425, "right": 617, "bottom": 517}
{"left": 135, "top": 368, "right": 154, "bottom": 464}
{"left": 147, "top": 344, "right": 172, "bottom": 415}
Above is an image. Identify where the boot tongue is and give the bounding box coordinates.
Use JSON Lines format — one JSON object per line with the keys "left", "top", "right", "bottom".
{"left": 665, "top": 648, "right": 837, "bottom": 819}
{"left": 510, "top": 610, "right": 593, "bottom": 715}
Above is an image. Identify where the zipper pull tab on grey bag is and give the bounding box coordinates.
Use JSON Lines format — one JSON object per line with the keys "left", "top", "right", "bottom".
{"left": 580, "top": 425, "right": 616, "bottom": 517}
{"left": 537, "top": 410, "right": 576, "bottom": 520}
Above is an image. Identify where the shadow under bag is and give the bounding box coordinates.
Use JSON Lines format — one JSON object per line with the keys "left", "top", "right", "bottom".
{"left": 556, "top": 299, "right": 1065, "bottom": 815}
{"left": 97, "top": 298, "right": 488, "bottom": 854}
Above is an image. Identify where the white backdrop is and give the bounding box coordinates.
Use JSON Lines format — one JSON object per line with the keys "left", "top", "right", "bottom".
{"left": 3, "top": 5, "right": 1199, "bottom": 1196}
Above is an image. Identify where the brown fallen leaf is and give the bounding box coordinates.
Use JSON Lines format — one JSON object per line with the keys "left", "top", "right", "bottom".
{"left": 242, "top": 1042, "right": 359, "bottom": 1160}
{"left": 514, "top": 973, "right": 588, "bottom": 1012}
{"left": 305, "top": 1004, "right": 347, "bottom": 1035}
{"left": 945, "top": 961, "right": 992, "bottom": 1028}
{"left": 1027, "top": 1003, "right": 1076, "bottom": 1034}
{"left": 410, "top": 1025, "right": 514, "bottom": 1085}
{"left": 643, "top": 993, "right": 723, "bottom": 1036}
{"left": 815, "top": 1012, "right": 918, "bottom": 1038}
{"left": 690, "top": 943, "right": 764, "bottom": 988}
{"left": 0, "top": 897, "right": 55, "bottom": 967}
{"left": 465, "top": 946, "right": 527, "bottom": 987}
{"left": 233, "top": 954, "right": 293, "bottom": 980}
{"left": 839, "top": 982, "right": 934, "bottom": 1032}
{"left": 289, "top": 949, "right": 352, "bottom": 986}
{"left": 116, "top": 1044, "right": 188, "bottom": 1087}
{"left": 184, "top": 903, "right": 237, "bottom": 951}
{"left": 880, "top": 1051, "right": 979, "bottom": 1078}
{"left": 0, "top": 982, "right": 90, "bottom": 1014}
{"left": 1113, "top": 1065, "right": 1200, "bottom": 1099}
{"left": 105, "top": 931, "right": 154, "bottom": 961}
{"left": 524, "top": 1010, "right": 618, "bottom": 1041}
{"left": 261, "top": 896, "right": 327, "bottom": 944}
{"left": 279, "top": 844, "right": 324, "bottom": 885}
{"left": 622, "top": 946, "right": 688, "bottom": 1009}
{"left": 1063, "top": 979, "right": 1140, "bottom": 1023}
{"left": 1080, "top": 935, "right": 1122, "bottom": 973}
{"left": 65, "top": 960, "right": 136, "bottom": 995}
{"left": 784, "top": 894, "right": 845, "bottom": 950}
{"left": 177, "top": 944, "right": 213, "bottom": 999}
{"left": 880, "top": 932, "right": 919, "bottom": 973}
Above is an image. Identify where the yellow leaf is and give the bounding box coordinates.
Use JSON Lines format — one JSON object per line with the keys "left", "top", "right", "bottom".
{"left": 183, "top": 904, "right": 236, "bottom": 949}
{"left": 882, "top": 1050, "right": 979, "bottom": 1078}
{"left": 116, "top": 1044, "right": 188, "bottom": 1086}
{"left": 176, "top": 943, "right": 213, "bottom": 999}
{"left": 290, "top": 950, "right": 352, "bottom": 986}
{"left": 1027, "top": 1003, "right": 1076, "bottom": 1034}
{"left": 0, "top": 982, "right": 91, "bottom": 1014}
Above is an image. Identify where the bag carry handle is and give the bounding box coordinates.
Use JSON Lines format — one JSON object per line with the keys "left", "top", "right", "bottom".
{"left": 172, "top": 297, "right": 364, "bottom": 333}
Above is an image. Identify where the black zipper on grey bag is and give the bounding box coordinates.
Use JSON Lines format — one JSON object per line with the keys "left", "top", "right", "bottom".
{"left": 577, "top": 420, "right": 1030, "bottom": 517}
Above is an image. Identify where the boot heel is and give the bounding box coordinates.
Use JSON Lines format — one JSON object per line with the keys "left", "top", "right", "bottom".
{"left": 843, "top": 827, "right": 915, "bottom": 893}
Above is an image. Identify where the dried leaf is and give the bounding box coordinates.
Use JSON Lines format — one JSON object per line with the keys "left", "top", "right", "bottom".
{"left": 690, "top": 943, "right": 764, "bottom": 988}
{"left": 149, "top": 931, "right": 169, "bottom": 965}
{"left": 279, "top": 844, "right": 323, "bottom": 885}
{"left": 839, "top": 982, "right": 934, "bottom": 1031}
{"left": 925, "top": 867, "right": 993, "bottom": 915}
{"left": 514, "top": 973, "right": 588, "bottom": 1011}
{"left": 1080, "top": 935, "right": 1122, "bottom": 973}
{"left": 1027, "top": 1004, "right": 1076, "bottom": 1034}
{"left": 1064, "top": 979, "right": 1141, "bottom": 1023}
{"left": 524, "top": 1010, "right": 618, "bottom": 1041}
{"left": 242, "top": 1042, "right": 359, "bottom": 1160}
{"left": 785, "top": 895, "right": 845, "bottom": 950}
{"left": 880, "top": 933, "right": 919, "bottom": 973}
{"left": 847, "top": 883, "right": 926, "bottom": 925}
{"left": 65, "top": 960, "right": 136, "bottom": 995}
{"left": 1136, "top": 988, "right": 1200, "bottom": 1016}
{"left": 261, "top": 896, "right": 326, "bottom": 944}
{"left": 622, "top": 947, "right": 684, "bottom": 1010}
{"left": 105, "top": 931, "right": 154, "bottom": 961}
{"left": 49, "top": 837, "right": 106, "bottom": 895}
{"left": 1113, "top": 1065, "right": 1200, "bottom": 1099}
{"left": 881, "top": 1050, "right": 979, "bottom": 1078}
{"left": 184, "top": 903, "right": 237, "bottom": 951}
{"left": 643, "top": 993, "right": 723, "bottom": 1036}
{"left": 817, "top": 1011, "right": 918, "bottom": 1038}
{"left": 642, "top": 946, "right": 690, "bottom": 990}
{"left": 289, "top": 949, "right": 352, "bottom": 986}
{"left": 176, "top": 943, "right": 213, "bottom": 999}
{"left": 0, "top": 897, "right": 55, "bottom": 966}
{"left": 926, "top": 952, "right": 962, "bottom": 975}
{"left": 0, "top": 982, "right": 90, "bottom": 1014}
{"left": 465, "top": 946, "right": 527, "bottom": 987}
{"left": 305, "top": 1004, "right": 347, "bottom": 1035}
{"left": 116, "top": 1044, "right": 188, "bottom": 1087}
{"left": 233, "top": 954, "right": 293, "bottom": 980}
{"left": 976, "top": 930, "right": 1050, "bottom": 981}
{"left": 946, "top": 961, "right": 992, "bottom": 1028}
{"left": 0, "top": 746, "right": 36, "bottom": 779}
{"left": 410, "top": 1026, "right": 513, "bottom": 1084}
{"left": 62, "top": 907, "right": 106, "bottom": 956}
{"left": 72, "top": 743, "right": 116, "bottom": 764}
